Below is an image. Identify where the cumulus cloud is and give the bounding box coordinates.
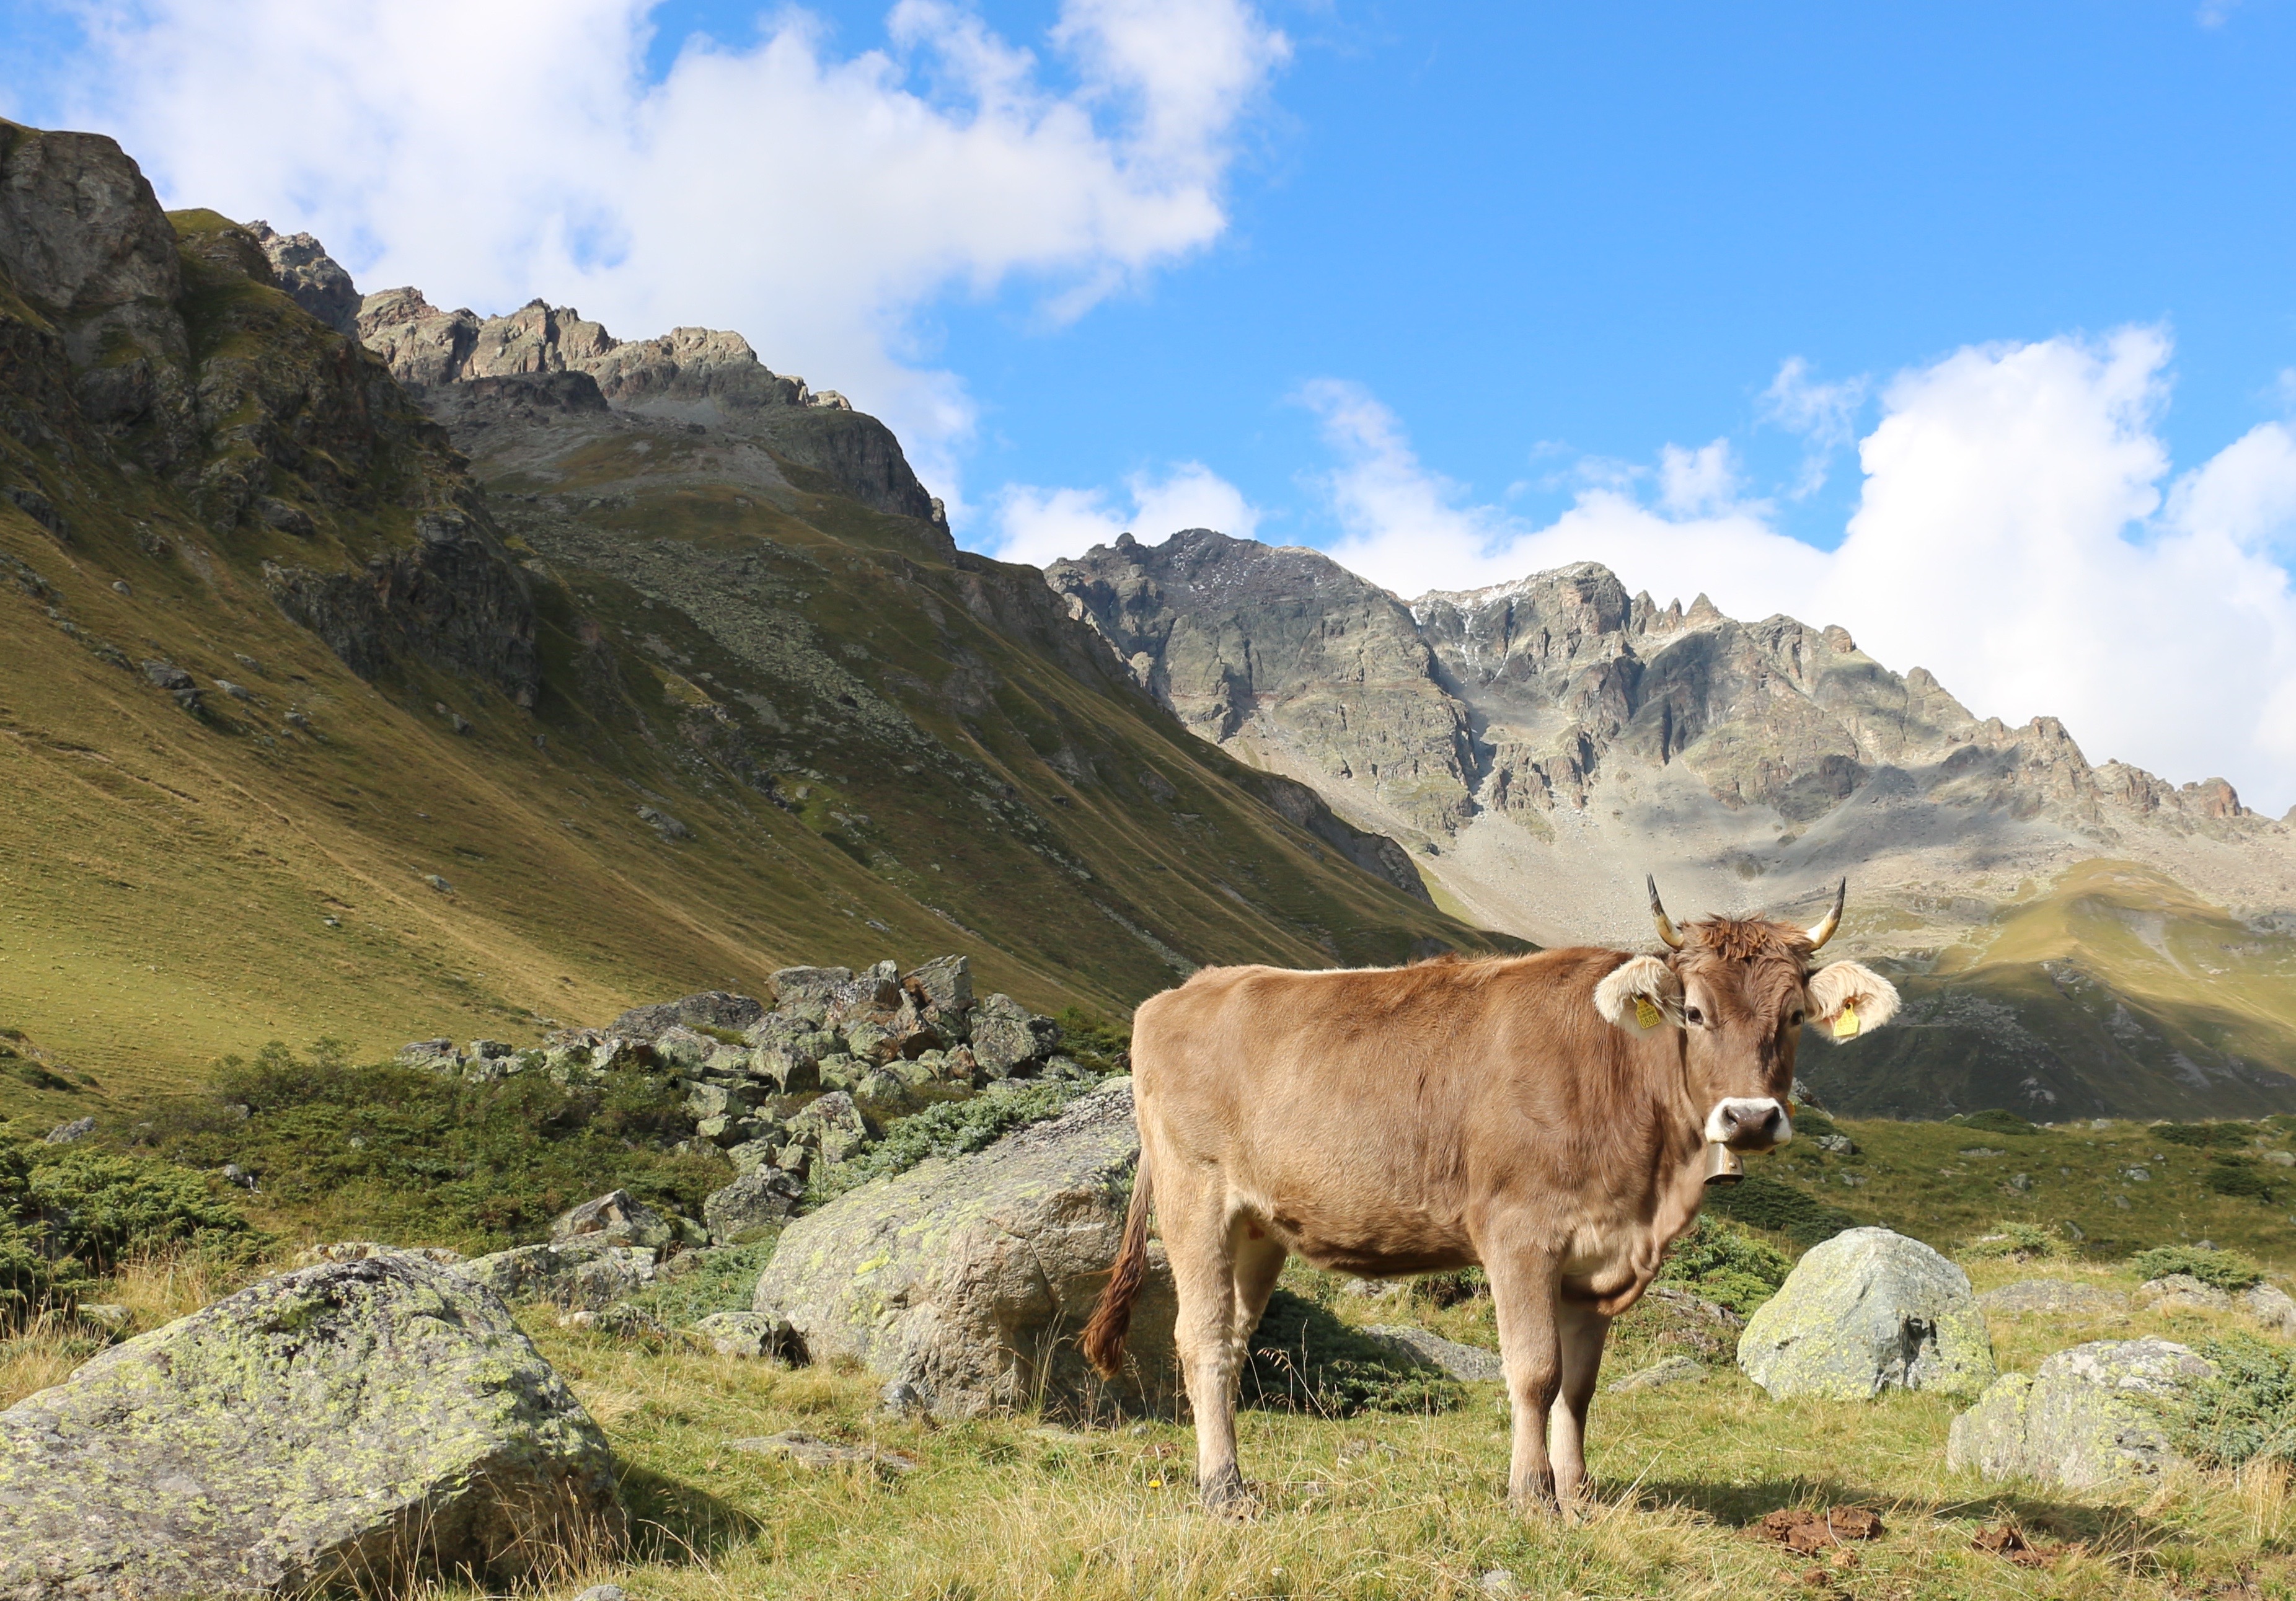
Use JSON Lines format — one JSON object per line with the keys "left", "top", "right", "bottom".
{"left": 1760, "top": 356, "right": 1869, "bottom": 497}
{"left": 991, "top": 461, "right": 1259, "bottom": 568}
{"left": 10, "top": 0, "right": 1287, "bottom": 506}
{"left": 1301, "top": 332, "right": 2296, "bottom": 813}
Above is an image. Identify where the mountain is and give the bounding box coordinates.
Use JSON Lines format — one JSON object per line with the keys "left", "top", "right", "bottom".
{"left": 1048, "top": 531, "right": 2296, "bottom": 1119}
{"left": 0, "top": 119, "right": 1498, "bottom": 1116}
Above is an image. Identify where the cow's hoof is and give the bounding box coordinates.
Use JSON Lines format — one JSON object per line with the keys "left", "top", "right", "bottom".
{"left": 1199, "top": 1466, "right": 1261, "bottom": 1520}
{"left": 1508, "top": 1474, "right": 1560, "bottom": 1517}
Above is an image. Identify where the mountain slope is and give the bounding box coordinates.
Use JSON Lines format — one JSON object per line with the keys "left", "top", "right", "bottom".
{"left": 0, "top": 120, "right": 1498, "bottom": 1119}
{"left": 1048, "top": 531, "right": 2296, "bottom": 1119}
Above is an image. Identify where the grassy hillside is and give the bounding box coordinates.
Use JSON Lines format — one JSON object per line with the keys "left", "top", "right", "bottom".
{"left": 0, "top": 187, "right": 1503, "bottom": 1130}
{"left": 1802, "top": 860, "right": 2296, "bottom": 1121}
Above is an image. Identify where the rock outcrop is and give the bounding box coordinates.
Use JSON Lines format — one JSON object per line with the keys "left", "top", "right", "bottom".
{"left": 1947, "top": 1337, "right": 2215, "bottom": 1489}
{"left": 356, "top": 288, "right": 937, "bottom": 521}
{"left": 1737, "top": 1227, "right": 1995, "bottom": 1400}
{"left": 0, "top": 1255, "right": 620, "bottom": 1598}
{"left": 750, "top": 1078, "right": 1177, "bottom": 1419}
{"left": 247, "top": 221, "right": 360, "bottom": 337}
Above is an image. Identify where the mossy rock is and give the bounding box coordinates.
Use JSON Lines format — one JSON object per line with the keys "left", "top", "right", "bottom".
{"left": 0, "top": 1254, "right": 621, "bottom": 1597}
{"left": 1737, "top": 1227, "right": 1995, "bottom": 1400}
{"left": 1947, "top": 1338, "right": 2215, "bottom": 1489}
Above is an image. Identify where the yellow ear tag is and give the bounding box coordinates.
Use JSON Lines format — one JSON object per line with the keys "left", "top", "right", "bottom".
{"left": 1634, "top": 997, "right": 1663, "bottom": 1030}
{"left": 1833, "top": 1002, "right": 1861, "bottom": 1040}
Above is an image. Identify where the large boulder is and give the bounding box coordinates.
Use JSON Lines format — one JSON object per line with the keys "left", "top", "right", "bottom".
{"left": 608, "top": 990, "right": 764, "bottom": 1041}
{"left": 967, "top": 993, "right": 1060, "bottom": 1077}
{"left": 457, "top": 1238, "right": 657, "bottom": 1311}
{"left": 751, "top": 1080, "right": 1176, "bottom": 1419}
{"left": 1737, "top": 1228, "right": 1995, "bottom": 1400}
{"left": 1946, "top": 1338, "right": 2216, "bottom": 1489}
{"left": 704, "top": 1168, "right": 803, "bottom": 1243}
{"left": 0, "top": 1255, "right": 619, "bottom": 1597}
{"left": 551, "top": 1189, "right": 679, "bottom": 1251}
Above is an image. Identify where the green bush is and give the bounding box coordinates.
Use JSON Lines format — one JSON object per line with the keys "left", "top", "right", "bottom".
{"left": 1658, "top": 1216, "right": 1793, "bottom": 1316}
{"left": 630, "top": 1237, "right": 782, "bottom": 1326}
{"left": 2204, "top": 1156, "right": 2277, "bottom": 1201}
{"left": 1962, "top": 1221, "right": 2065, "bottom": 1261}
{"left": 2158, "top": 1122, "right": 2255, "bottom": 1149}
{"left": 1703, "top": 1174, "right": 1859, "bottom": 1249}
{"left": 1242, "top": 1289, "right": 1464, "bottom": 1416}
{"left": 137, "top": 1041, "right": 723, "bottom": 1253}
{"left": 2128, "top": 1245, "right": 2263, "bottom": 1291}
{"left": 1051, "top": 1008, "right": 1130, "bottom": 1075}
{"left": 1948, "top": 1108, "right": 2043, "bottom": 1137}
{"left": 2168, "top": 1334, "right": 2296, "bottom": 1470}
{"left": 808, "top": 1078, "right": 1095, "bottom": 1204}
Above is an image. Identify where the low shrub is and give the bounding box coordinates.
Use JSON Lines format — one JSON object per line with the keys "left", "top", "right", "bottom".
{"left": 1948, "top": 1108, "right": 2044, "bottom": 1137}
{"left": 808, "top": 1077, "right": 1095, "bottom": 1204}
{"left": 1659, "top": 1216, "right": 1793, "bottom": 1315}
{"left": 2158, "top": 1122, "right": 2256, "bottom": 1149}
{"left": 2168, "top": 1334, "right": 2296, "bottom": 1470}
{"left": 133, "top": 1041, "right": 723, "bottom": 1254}
{"left": 630, "top": 1237, "right": 783, "bottom": 1326}
{"left": 2204, "top": 1156, "right": 2277, "bottom": 1201}
{"left": 1962, "top": 1221, "right": 2065, "bottom": 1261}
{"left": 2128, "top": 1245, "right": 2263, "bottom": 1291}
{"left": 1242, "top": 1289, "right": 1464, "bottom": 1416}
{"left": 1051, "top": 1008, "right": 1130, "bottom": 1075}
{"left": 1703, "top": 1173, "right": 1859, "bottom": 1250}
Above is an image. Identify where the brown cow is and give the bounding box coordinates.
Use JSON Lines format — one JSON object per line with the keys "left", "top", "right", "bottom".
{"left": 1083, "top": 878, "right": 1899, "bottom": 1514}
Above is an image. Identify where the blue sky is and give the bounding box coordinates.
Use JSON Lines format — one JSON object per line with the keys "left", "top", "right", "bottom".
{"left": 6, "top": 1, "right": 2296, "bottom": 806}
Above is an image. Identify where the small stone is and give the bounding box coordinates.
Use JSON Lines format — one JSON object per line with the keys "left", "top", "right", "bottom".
{"left": 2122, "top": 1167, "right": 2150, "bottom": 1183}
{"left": 2135, "top": 1274, "right": 2234, "bottom": 1314}
{"left": 635, "top": 805, "right": 691, "bottom": 840}
{"left": 213, "top": 679, "right": 253, "bottom": 700}
{"left": 1358, "top": 1325, "right": 1503, "bottom": 1382}
{"left": 285, "top": 709, "right": 312, "bottom": 731}
{"left": 1607, "top": 1354, "right": 1705, "bottom": 1393}
{"left": 694, "top": 1310, "right": 800, "bottom": 1362}
{"left": 220, "top": 1162, "right": 258, "bottom": 1189}
{"left": 880, "top": 1378, "right": 930, "bottom": 1415}
{"left": 726, "top": 1431, "right": 915, "bottom": 1475}
{"left": 1813, "top": 1134, "right": 1856, "bottom": 1155}
{"left": 573, "top": 1587, "right": 629, "bottom": 1601}
{"left": 2241, "top": 1282, "right": 2296, "bottom": 1336}
{"left": 110, "top": 580, "right": 131, "bottom": 596}
{"left": 423, "top": 874, "right": 454, "bottom": 894}
{"left": 43, "top": 1116, "right": 96, "bottom": 1145}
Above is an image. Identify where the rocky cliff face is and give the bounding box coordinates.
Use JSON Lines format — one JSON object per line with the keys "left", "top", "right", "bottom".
{"left": 1051, "top": 530, "right": 2296, "bottom": 1119}
{"left": 355, "top": 286, "right": 938, "bottom": 522}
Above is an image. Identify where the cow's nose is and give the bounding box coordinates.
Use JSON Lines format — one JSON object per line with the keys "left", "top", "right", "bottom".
{"left": 1705, "top": 1096, "right": 1791, "bottom": 1150}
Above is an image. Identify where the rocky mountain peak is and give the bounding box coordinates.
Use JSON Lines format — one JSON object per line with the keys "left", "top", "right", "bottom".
{"left": 247, "top": 221, "right": 360, "bottom": 336}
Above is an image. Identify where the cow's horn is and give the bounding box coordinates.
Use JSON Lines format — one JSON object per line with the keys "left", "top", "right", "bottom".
{"left": 1804, "top": 878, "right": 1847, "bottom": 950}
{"left": 1646, "top": 874, "right": 1684, "bottom": 950}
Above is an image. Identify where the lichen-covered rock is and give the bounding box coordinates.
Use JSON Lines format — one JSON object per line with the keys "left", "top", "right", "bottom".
{"left": 1608, "top": 1354, "right": 1706, "bottom": 1393}
{"left": 1737, "top": 1227, "right": 1995, "bottom": 1400}
{"left": 296, "top": 1241, "right": 466, "bottom": 1268}
{"left": 692, "top": 1310, "right": 800, "bottom": 1361}
{"left": 1979, "top": 1279, "right": 2131, "bottom": 1318}
{"left": 1358, "top": 1325, "right": 1503, "bottom": 1382}
{"left": 609, "top": 990, "right": 764, "bottom": 1041}
{"left": 0, "top": 1255, "right": 620, "bottom": 1598}
{"left": 968, "top": 994, "right": 1060, "bottom": 1077}
{"left": 751, "top": 1080, "right": 1176, "bottom": 1419}
{"left": 550, "top": 1189, "right": 678, "bottom": 1251}
{"left": 704, "top": 1168, "right": 803, "bottom": 1243}
{"left": 456, "top": 1238, "right": 657, "bottom": 1311}
{"left": 1946, "top": 1338, "right": 2215, "bottom": 1489}
{"left": 2136, "top": 1274, "right": 2235, "bottom": 1314}
{"left": 2244, "top": 1282, "right": 2296, "bottom": 1336}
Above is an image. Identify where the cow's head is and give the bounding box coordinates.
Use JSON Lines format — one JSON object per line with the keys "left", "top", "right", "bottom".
{"left": 1594, "top": 876, "right": 1899, "bottom": 1159}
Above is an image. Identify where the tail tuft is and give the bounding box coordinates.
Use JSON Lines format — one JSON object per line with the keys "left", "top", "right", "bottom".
{"left": 1081, "top": 1153, "right": 1154, "bottom": 1378}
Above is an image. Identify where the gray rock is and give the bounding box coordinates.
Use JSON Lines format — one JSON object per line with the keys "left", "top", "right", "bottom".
{"left": 1738, "top": 1227, "right": 1996, "bottom": 1400}
{"left": 2135, "top": 1274, "right": 2235, "bottom": 1313}
{"left": 692, "top": 1311, "right": 800, "bottom": 1362}
{"left": 1607, "top": 1354, "right": 1706, "bottom": 1393}
{"left": 2243, "top": 1282, "right": 2296, "bottom": 1336}
{"left": 904, "top": 954, "right": 973, "bottom": 1015}
{"left": 550, "top": 1189, "right": 678, "bottom": 1251}
{"left": 42, "top": 1116, "right": 95, "bottom": 1145}
{"left": 967, "top": 993, "right": 1060, "bottom": 1077}
{"left": 294, "top": 1242, "right": 466, "bottom": 1268}
{"left": 573, "top": 1587, "right": 629, "bottom": 1601}
{"left": 1358, "top": 1325, "right": 1504, "bottom": 1383}
{"left": 704, "top": 1168, "right": 803, "bottom": 1243}
{"left": 648, "top": 1025, "right": 713, "bottom": 1071}
{"left": 1813, "top": 1134, "right": 1857, "bottom": 1155}
{"left": 770, "top": 966, "right": 852, "bottom": 1005}
{"left": 609, "top": 990, "right": 766, "bottom": 1041}
{"left": 0, "top": 1256, "right": 619, "bottom": 1596}
{"left": 246, "top": 222, "right": 361, "bottom": 337}
{"left": 1979, "top": 1280, "right": 2132, "bottom": 1318}
{"left": 635, "top": 805, "right": 691, "bottom": 841}
{"left": 456, "top": 1238, "right": 657, "bottom": 1311}
{"left": 1947, "top": 1338, "right": 2217, "bottom": 1488}
{"left": 751, "top": 1081, "right": 1176, "bottom": 1419}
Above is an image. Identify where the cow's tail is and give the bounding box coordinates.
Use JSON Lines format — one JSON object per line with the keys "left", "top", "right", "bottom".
{"left": 1082, "top": 1152, "right": 1155, "bottom": 1378}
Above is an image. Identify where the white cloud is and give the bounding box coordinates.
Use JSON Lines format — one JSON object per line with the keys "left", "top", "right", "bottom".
{"left": 14, "top": 0, "right": 1287, "bottom": 507}
{"left": 990, "top": 461, "right": 1258, "bottom": 568}
{"left": 1300, "top": 332, "right": 2296, "bottom": 813}
{"left": 1760, "top": 356, "right": 1868, "bottom": 498}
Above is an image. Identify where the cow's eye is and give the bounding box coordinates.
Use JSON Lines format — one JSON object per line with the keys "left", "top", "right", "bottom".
{"left": 1790, "top": 1009, "right": 1806, "bottom": 1026}
{"left": 1683, "top": 1006, "right": 1704, "bottom": 1026}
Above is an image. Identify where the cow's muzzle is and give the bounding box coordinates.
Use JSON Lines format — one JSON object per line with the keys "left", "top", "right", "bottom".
{"left": 1704, "top": 1096, "right": 1791, "bottom": 1152}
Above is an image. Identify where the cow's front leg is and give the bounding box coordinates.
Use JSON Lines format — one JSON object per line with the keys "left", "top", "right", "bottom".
{"left": 1548, "top": 1299, "right": 1611, "bottom": 1514}
{"left": 1485, "top": 1250, "right": 1563, "bottom": 1512}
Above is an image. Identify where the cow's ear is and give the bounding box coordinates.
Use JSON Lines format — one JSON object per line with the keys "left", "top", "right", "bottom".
{"left": 1595, "top": 955, "right": 1682, "bottom": 1035}
{"left": 1806, "top": 961, "right": 1900, "bottom": 1043}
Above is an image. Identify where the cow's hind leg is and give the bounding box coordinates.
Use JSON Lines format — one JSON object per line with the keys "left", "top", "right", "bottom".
{"left": 1485, "top": 1247, "right": 1563, "bottom": 1512}
{"left": 1162, "top": 1173, "right": 1255, "bottom": 1514}
{"left": 1548, "top": 1299, "right": 1611, "bottom": 1515}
